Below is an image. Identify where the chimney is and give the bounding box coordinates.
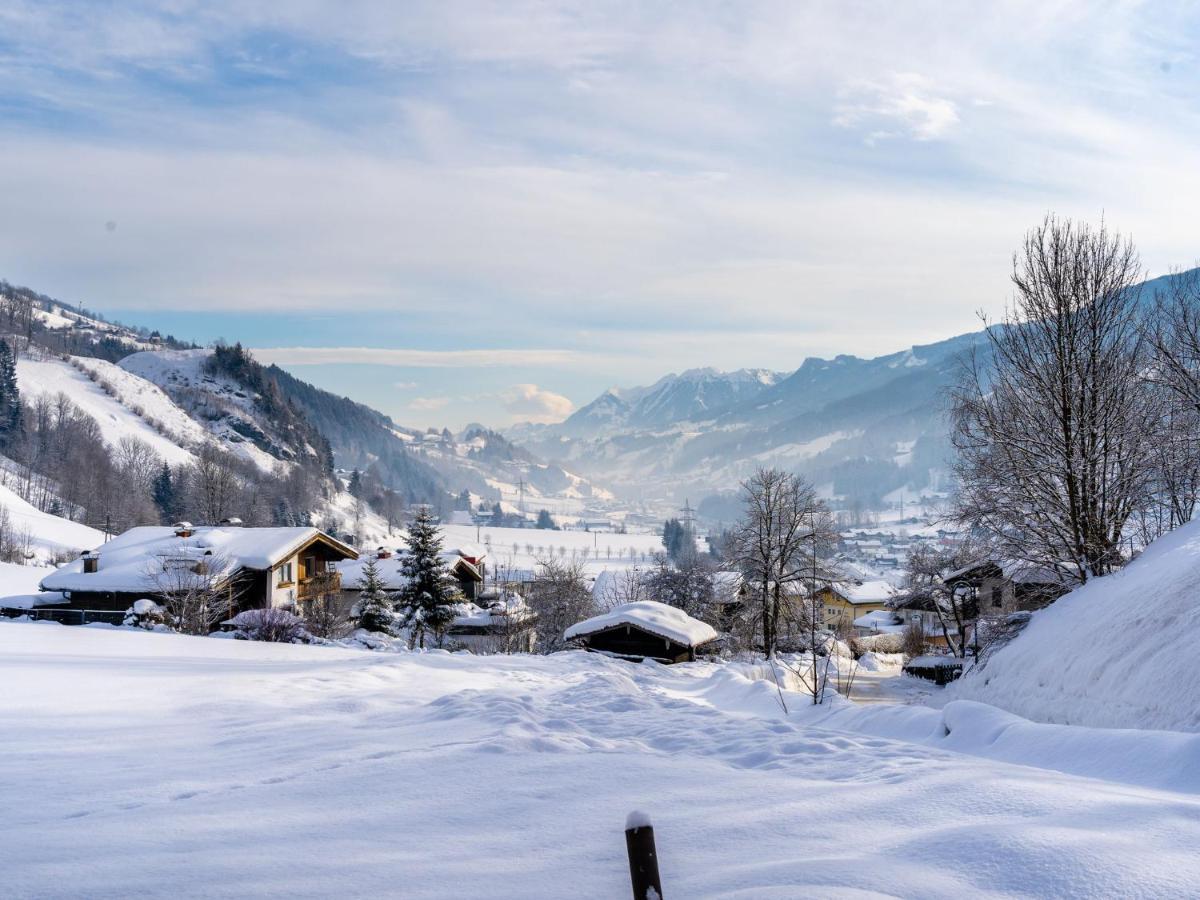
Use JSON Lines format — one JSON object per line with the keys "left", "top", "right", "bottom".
{"left": 173, "top": 521, "right": 194, "bottom": 538}
{"left": 81, "top": 550, "right": 99, "bottom": 574}
{"left": 220, "top": 517, "right": 243, "bottom": 527}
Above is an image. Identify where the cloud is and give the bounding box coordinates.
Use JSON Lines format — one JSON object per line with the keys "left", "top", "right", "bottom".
{"left": 408, "top": 396, "right": 451, "bottom": 411}
{"left": 834, "top": 73, "right": 960, "bottom": 142}
{"left": 393, "top": 381, "right": 418, "bottom": 389}
{"left": 251, "top": 347, "right": 584, "bottom": 368}
{"left": 502, "top": 383, "right": 574, "bottom": 424}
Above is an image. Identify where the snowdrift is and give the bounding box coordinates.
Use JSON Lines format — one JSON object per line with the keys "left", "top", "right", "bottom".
{"left": 951, "top": 519, "right": 1200, "bottom": 732}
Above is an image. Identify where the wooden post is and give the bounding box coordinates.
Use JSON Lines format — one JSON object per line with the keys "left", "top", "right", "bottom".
{"left": 625, "top": 811, "right": 663, "bottom": 899}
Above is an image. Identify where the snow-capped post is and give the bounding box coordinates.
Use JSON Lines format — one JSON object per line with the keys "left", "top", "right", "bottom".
{"left": 625, "top": 810, "right": 663, "bottom": 899}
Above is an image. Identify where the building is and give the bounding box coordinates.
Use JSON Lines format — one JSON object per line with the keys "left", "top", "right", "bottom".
{"left": 816, "top": 580, "right": 896, "bottom": 630}
{"left": 338, "top": 545, "right": 487, "bottom": 604}
{"left": 36, "top": 522, "right": 357, "bottom": 622}
{"left": 565, "top": 600, "right": 718, "bottom": 663}
{"left": 941, "top": 560, "right": 1067, "bottom": 615}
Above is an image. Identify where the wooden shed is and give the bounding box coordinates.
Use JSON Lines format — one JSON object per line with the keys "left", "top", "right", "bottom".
{"left": 565, "top": 600, "right": 718, "bottom": 664}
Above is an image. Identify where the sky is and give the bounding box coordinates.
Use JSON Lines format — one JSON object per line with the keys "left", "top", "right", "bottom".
{"left": 2, "top": 1, "right": 1199, "bottom": 429}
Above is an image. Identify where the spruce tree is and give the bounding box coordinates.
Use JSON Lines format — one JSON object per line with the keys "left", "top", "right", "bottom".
{"left": 348, "top": 469, "right": 363, "bottom": 499}
{"left": 152, "top": 463, "right": 176, "bottom": 521}
{"left": 350, "top": 557, "right": 398, "bottom": 635}
{"left": 396, "top": 506, "right": 460, "bottom": 648}
{"left": 0, "top": 340, "right": 21, "bottom": 449}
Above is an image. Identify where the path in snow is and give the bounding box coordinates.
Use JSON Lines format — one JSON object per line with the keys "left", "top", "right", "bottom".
{"left": 3, "top": 624, "right": 1200, "bottom": 898}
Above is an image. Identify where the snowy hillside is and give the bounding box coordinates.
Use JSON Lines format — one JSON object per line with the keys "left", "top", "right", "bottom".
{"left": 0, "top": 481, "right": 104, "bottom": 562}
{"left": 16, "top": 354, "right": 199, "bottom": 467}
{"left": 952, "top": 519, "right": 1200, "bottom": 732}
{"left": 4, "top": 623, "right": 1200, "bottom": 897}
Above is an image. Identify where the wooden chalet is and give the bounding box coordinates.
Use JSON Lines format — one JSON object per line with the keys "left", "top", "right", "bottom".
{"left": 35, "top": 522, "right": 357, "bottom": 623}
{"left": 565, "top": 600, "right": 718, "bottom": 664}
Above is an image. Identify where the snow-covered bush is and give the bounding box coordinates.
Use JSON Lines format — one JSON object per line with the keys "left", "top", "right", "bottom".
{"left": 855, "top": 632, "right": 904, "bottom": 654}
{"left": 123, "top": 598, "right": 169, "bottom": 630}
{"left": 229, "top": 608, "right": 306, "bottom": 643}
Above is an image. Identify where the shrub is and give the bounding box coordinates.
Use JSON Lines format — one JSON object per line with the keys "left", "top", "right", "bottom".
{"left": 123, "top": 598, "right": 169, "bottom": 630}
{"left": 229, "top": 607, "right": 306, "bottom": 643}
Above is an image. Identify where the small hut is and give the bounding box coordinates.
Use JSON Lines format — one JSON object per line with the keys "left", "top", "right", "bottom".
{"left": 565, "top": 600, "right": 718, "bottom": 663}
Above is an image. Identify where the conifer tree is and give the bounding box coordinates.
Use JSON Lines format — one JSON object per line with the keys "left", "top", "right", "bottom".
{"left": 350, "top": 557, "right": 398, "bottom": 635}
{"left": 348, "top": 469, "right": 363, "bottom": 499}
{"left": 396, "top": 506, "right": 460, "bottom": 648}
{"left": 152, "top": 462, "right": 176, "bottom": 521}
{"left": 0, "top": 340, "right": 21, "bottom": 449}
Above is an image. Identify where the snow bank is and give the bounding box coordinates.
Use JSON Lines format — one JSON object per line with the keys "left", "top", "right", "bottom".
{"left": 565, "top": 600, "right": 718, "bottom": 647}
{"left": 951, "top": 519, "right": 1200, "bottom": 732}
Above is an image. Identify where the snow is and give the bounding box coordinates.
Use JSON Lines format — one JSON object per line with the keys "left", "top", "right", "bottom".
{"left": 40, "top": 525, "right": 338, "bottom": 593}
{"left": 4, "top": 624, "right": 1200, "bottom": 897}
{"left": 951, "top": 518, "right": 1200, "bottom": 732}
{"left": 445, "top": 523, "right": 666, "bottom": 574}
{"left": 16, "top": 355, "right": 196, "bottom": 466}
{"left": 0, "top": 480, "right": 105, "bottom": 561}
{"left": 839, "top": 579, "right": 896, "bottom": 604}
{"left": 625, "top": 809, "right": 653, "bottom": 831}
{"left": 565, "top": 600, "right": 718, "bottom": 648}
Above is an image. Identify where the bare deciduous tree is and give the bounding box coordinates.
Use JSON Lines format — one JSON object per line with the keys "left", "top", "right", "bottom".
{"left": 525, "top": 556, "right": 594, "bottom": 653}
{"left": 144, "top": 551, "right": 233, "bottom": 635}
{"left": 952, "top": 215, "right": 1158, "bottom": 584}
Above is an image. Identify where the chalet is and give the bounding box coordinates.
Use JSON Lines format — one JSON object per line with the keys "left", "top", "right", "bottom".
{"left": 565, "top": 600, "right": 718, "bottom": 663}
{"left": 36, "top": 523, "right": 357, "bottom": 623}
{"left": 942, "top": 559, "right": 1067, "bottom": 615}
{"left": 338, "top": 544, "right": 487, "bottom": 604}
{"left": 816, "top": 580, "right": 896, "bottom": 630}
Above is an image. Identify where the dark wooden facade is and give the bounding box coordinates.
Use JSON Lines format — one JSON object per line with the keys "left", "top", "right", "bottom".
{"left": 576, "top": 624, "right": 701, "bottom": 664}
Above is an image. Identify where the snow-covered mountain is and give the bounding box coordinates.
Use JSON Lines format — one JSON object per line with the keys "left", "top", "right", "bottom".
{"left": 508, "top": 334, "right": 985, "bottom": 511}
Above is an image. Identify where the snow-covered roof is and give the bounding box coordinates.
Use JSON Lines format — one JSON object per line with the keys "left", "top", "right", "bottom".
{"left": 834, "top": 580, "right": 896, "bottom": 604}
{"left": 40, "top": 526, "right": 354, "bottom": 594}
{"left": 854, "top": 609, "right": 903, "bottom": 632}
{"left": 449, "top": 593, "right": 535, "bottom": 630}
{"left": 943, "top": 558, "right": 1066, "bottom": 585}
{"left": 338, "top": 550, "right": 481, "bottom": 590}
{"left": 565, "top": 601, "right": 718, "bottom": 648}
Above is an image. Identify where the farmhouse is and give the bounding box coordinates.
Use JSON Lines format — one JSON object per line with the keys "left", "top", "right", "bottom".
{"left": 36, "top": 522, "right": 357, "bottom": 622}
{"left": 565, "top": 600, "right": 718, "bottom": 663}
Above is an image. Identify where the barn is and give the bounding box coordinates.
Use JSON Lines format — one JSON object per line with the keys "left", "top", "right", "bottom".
{"left": 565, "top": 600, "right": 718, "bottom": 663}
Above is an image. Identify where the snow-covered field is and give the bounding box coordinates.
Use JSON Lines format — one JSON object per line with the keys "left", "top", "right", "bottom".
{"left": 442, "top": 523, "right": 671, "bottom": 573}
{"left": 5, "top": 623, "right": 1200, "bottom": 898}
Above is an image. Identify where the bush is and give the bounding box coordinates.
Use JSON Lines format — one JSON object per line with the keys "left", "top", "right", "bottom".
{"left": 229, "top": 607, "right": 306, "bottom": 643}
{"left": 123, "top": 598, "right": 169, "bottom": 630}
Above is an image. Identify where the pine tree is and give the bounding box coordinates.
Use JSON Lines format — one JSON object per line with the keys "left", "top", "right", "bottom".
{"left": 350, "top": 557, "right": 398, "bottom": 635}
{"left": 348, "top": 469, "right": 363, "bottom": 499}
{"left": 0, "top": 340, "right": 21, "bottom": 449}
{"left": 396, "top": 506, "right": 460, "bottom": 648}
{"left": 152, "top": 463, "right": 176, "bottom": 521}
{"left": 536, "top": 509, "right": 555, "bottom": 530}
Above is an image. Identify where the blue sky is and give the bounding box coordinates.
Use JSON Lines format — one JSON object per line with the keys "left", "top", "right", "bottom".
{"left": 2, "top": 1, "right": 1199, "bottom": 428}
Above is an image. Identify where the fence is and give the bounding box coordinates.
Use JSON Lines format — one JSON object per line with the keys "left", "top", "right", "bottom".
{"left": 0, "top": 607, "right": 125, "bottom": 626}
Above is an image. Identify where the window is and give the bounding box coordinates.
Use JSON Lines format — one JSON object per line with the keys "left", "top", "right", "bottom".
{"left": 302, "top": 556, "right": 316, "bottom": 580}
{"left": 277, "top": 562, "right": 293, "bottom": 585}
{"left": 991, "top": 587, "right": 1002, "bottom": 608}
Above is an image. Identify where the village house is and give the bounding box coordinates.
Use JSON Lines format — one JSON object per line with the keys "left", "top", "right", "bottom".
{"left": 338, "top": 544, "right": 487, "bottom": 604}
{"left": 816, "top": 579, "right": 896, "bottom": 631}
{"left": 941, "top": 559, "right": 1068, "bottom": 615}
{"left": 565, "top": 600, "right": 718, "bottom": 663}
{"left": 35, "top": 522, "right": 357, "bottom": 623}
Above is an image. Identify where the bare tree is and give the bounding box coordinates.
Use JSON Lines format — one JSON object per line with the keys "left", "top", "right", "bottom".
{"left": 300, "top": 570, "right": 349, "bottom": 639}
{"left": 190, "top": 442, "right": 239, "bottom": 525}
{"left": 143, "top": 551, "right": 233, "bottom": 635}
{"left": 729, "top": 468, "right": 839, "bottom": 657}
{"left": 951, "top": 215, "right": 1158, "bottom": 585}
{"left": 525, "top": 556, "right": 594, "bottom": 653}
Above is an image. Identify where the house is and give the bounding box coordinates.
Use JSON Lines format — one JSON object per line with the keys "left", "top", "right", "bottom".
{"left": 565, "top": 600, "right": 718, "bottom": 663}
{"left": 855, "top": 596, "right": 975, "bottom": 651}
{"left": 36, "top": 522, "right": 358, "bottom": 623}
{"left": 338, "top": 545, "right": 487, "bottom": 604}
{"left": 941, "top": 559, "right": 1068, "bottom": 615}
{"left": 816, "top": 580, "right": 896, "bottom": 630}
